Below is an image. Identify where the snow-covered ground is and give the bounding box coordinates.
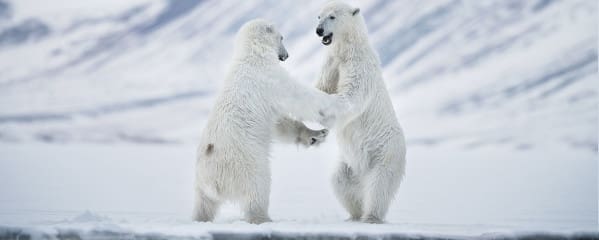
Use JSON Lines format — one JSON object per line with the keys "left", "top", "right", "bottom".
{"left": 0, "top": 0, "right": 597, "bottom": 239}
{"left": 0, "top": 141, "right": 596, "bottom": 239}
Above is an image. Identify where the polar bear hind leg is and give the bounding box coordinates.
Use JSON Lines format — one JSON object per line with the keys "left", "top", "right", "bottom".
{"left": 332, "top": 161, "right": 363, "bottom": 221}
{"left": 192, "top": 188, "right": 221, "bottom": 222}
{"left": 241, "top": 175, "right": 272, "bottom": 224}
{"left": 361, "top": 163, "right": 401, "bottom": 224}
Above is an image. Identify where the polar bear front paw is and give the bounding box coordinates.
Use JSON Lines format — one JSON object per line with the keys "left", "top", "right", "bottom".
{"left": 317, "top": 96, "right": 352, "bottom": 128}
{"left": 318, "top": 108, "right": 337, "bottom": 128}
{"left": 299, "top": 129, "right": 328, "bottom": 147}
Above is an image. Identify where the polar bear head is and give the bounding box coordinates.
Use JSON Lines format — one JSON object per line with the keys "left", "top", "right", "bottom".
{"left": 316, "top": 1, "right": 366, "bottom": 46}
{"left": 233, "top": 19, "right": 289, "bottom": 62}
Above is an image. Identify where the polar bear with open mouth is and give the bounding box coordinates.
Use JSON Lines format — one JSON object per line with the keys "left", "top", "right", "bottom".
{"left": 314, "top": 1, "right": 407, "bottom": 223}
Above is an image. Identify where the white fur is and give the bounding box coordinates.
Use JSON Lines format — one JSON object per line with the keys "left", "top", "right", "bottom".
{"left": 316, "top": 1, "right": 407, "bottom": 223}
{"left": 193, "top": 19, "right": 337, "bottom": 224}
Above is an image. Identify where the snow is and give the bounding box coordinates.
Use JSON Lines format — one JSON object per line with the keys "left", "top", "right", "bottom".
{"left": 0, "top": 141, "right": 596, "bottom": 238}
{"left": 70, "top": 211, "right": 111, "bottom": 223}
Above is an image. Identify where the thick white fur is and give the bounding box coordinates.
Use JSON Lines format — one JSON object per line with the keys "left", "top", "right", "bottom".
{"left": 193, "top": 19, "right": 337, "bottom": 224}
{"left": 316, "top": 1, "right": 407, "bottom": 223}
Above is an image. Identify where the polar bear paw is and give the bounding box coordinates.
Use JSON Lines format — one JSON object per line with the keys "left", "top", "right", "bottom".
{"left": 318, "top": 95, "right": 352, "bottom": 128}
{"left": 318, "top": 108, "right": 337, "bottom": 128}
{"left": 362, "top": 215, "right": 384, "bottom": 224}
{"left": 247, "top": 216, "right": 272, "bottom": 224}
{"left": 299, "top": 128, "right": 328, "bottom": 147}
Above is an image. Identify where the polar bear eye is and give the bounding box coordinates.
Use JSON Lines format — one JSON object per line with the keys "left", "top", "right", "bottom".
{"left": 329, "top": 16, "right": 335, "bottom": 20}
{"left": 265, "top": 26, "right": 273, "bottom": 33}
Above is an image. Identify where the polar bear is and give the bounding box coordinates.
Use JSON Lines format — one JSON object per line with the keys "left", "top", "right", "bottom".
{"left": 315, "top": 1, "right": 407, "bottom": 223}
{"left": 193, "top": 19, "right": 338, "bottom": 224}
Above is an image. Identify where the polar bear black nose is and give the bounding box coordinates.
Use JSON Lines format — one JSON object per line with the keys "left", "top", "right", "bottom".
{"left": 316, "top": 28, "right": 324, "bottom": 36}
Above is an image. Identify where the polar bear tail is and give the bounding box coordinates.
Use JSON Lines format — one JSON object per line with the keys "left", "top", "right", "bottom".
{"left": 204, "top": 143, "right": 214, "bottom": 156}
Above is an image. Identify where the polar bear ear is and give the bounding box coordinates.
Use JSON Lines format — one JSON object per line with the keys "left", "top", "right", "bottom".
{"left": 351, "top": 8, "right": 360, "bottom": 16}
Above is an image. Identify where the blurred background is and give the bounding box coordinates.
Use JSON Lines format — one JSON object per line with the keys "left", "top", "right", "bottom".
{"left": 0, "top": 0, "right": 596, "bottom": 237}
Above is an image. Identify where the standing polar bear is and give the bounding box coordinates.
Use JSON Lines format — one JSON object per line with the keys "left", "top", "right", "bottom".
{"left": 193, "top": 19, "right": 339, "bottom": 224}
{"left": 315, "top": 1, "right": 407, "bottom": 223}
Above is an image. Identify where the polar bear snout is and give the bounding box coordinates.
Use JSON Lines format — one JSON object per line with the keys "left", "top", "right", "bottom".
{"left": 316, "top": 27, "right": 324, "bottom": 36}
{"left": 277, "top": 37, "right": 289, "bottom": 61}
{"left": 316, "top": 26, "right": 333, "bottom": 45}
{"left": 278, "top": 49, "right": 288, "bottom": 61}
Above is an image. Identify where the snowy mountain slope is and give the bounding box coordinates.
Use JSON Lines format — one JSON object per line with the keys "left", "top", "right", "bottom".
{"left": 0, "top": 0, "right": 595, "bottom": 150}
